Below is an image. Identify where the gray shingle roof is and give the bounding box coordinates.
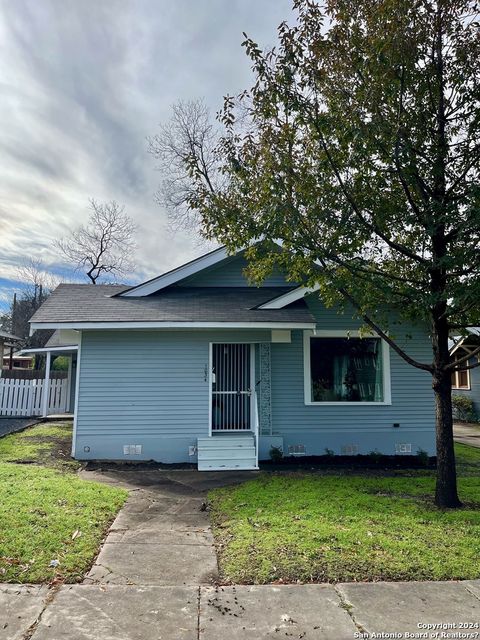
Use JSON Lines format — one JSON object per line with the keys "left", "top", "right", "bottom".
{"left": 30, "top": 284, "right": 315, "bottom": 325}
{"left": 0, "top": 330, "right": 22, "bottom": 341}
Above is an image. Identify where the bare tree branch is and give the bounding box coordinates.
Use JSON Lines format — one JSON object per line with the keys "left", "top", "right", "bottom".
{"left": 16, "top": 258, "right": 62, "bottom": 299}
{"left": 55, "top": 200, "right": 137, "bottom": 284}
{"left": 147, "top": 99, "right": 221, "bottom": 232}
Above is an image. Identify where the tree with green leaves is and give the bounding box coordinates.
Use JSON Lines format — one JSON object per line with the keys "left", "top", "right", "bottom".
{"left": 152, "top": 0, "right": 480, "bottom": 508}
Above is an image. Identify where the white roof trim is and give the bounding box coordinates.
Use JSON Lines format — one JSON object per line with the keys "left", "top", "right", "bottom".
{"left": 450, "top": 337, "right": 466, "bottom": 355}
{"left": 119, "top": 245, "right": 230, "bottom": 297}
{"left": 30, "top": 321, "right": 316, "bottom": 331}
{"left": 258, "top": 284, "right": 320, "bottom": 309}
{"left": 449, "top": 328, "right": 480, "bottom": 355}
{"left": 19, "top": 345, "right": 79, "bottom": 355}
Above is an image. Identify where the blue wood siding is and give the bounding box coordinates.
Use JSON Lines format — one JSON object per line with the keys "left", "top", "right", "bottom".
{"left": 74, "top": 295, "right": 436, "bottom": 461}
{"left": 267, "top": 294, "right": 436, "bottom": 456}
{"left": 177, "top": 255, "right": 293, "bottom": 287}
{"left": 75, "top": 329, "right": 270, "bottom": 462}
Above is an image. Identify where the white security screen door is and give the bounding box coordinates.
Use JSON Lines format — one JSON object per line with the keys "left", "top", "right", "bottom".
{"left": 211, "top": 344, "right": 252, "bottom": 431}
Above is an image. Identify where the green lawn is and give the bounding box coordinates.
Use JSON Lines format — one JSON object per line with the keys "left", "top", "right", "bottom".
{"left": 0, "top": 422, "right": 127, "bottom": 583}
{"left": 209, "top": 444, "right": 480, "bottom": 584}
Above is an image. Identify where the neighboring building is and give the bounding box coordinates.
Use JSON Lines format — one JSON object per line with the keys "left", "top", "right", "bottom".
{"left": 16, "top": 329, "right": 79, "bottom": 416}
{"left": 28, "top": 246, "right": 436, "bottom": 470}
{"left": 1, "top": 352, "right": 33, "bottom": 370}
{"left": 450, "top": 330, "right": 480, "bottom": 417}
{"left": 0, "top": 329, "right": 22, "bottom": 370}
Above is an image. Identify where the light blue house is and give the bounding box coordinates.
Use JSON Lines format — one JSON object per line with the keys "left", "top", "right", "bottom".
{"left": 29, "top": 246, "right": 435, "bottom": 470}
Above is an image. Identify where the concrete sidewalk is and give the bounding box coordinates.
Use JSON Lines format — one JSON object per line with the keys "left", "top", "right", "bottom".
{"left": 454, "top": 421, "right": 480, "bottom": 448}
{"left": 4, "top": 580, "right": 480, "bottom": 639}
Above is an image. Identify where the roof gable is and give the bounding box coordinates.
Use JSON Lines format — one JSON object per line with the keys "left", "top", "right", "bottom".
{"left": 449, "top": 328, "right": 480, "bottom": 355}
{"left": 257, "top": 284, "right": 320, "bottom": 309}
{"left": 176, "top": 254, "right": 291, "bottom": 288}
{"left": 118, "top": 244, "right": 293, "bottom": 298}
{"left": 118, "top": 246, "right": 229, "bottom": 297}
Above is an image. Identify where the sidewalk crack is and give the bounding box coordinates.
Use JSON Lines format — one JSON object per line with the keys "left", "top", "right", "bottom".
{"left": 196, "top": 585, "right": 201, "bottom": 640}
{"left": 464, "top": 584, "right": 480, "bottom": 602}
{"left": 22, "top": 584, "right": 61, "bottom": 640}
{"left": 333, "top": 584, "right": 369, "bottom": 635}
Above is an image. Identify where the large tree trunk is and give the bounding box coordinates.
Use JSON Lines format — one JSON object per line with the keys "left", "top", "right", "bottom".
{"left": 432, "top": 345, "right": 462, "bottom": 508}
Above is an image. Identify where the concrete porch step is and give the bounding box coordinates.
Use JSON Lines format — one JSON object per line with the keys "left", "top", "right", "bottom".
{"left": 198, "top": 458, "right": 259, "bottom": 471}
{"left": 199, "top": 447, "right": 256, "bottom": 460}
{"left": 197, "top": 435, "right": 254, "bottom": 447}
{"left": 197, "top": 434, "right": 257, "bottom": 471}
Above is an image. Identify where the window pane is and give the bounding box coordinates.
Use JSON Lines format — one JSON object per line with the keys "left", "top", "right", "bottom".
{"left": 310, "top": 337, "right": 384, "bottom": 402}
{"left": 458, "top": 369, "right": 469, "bottom": 388}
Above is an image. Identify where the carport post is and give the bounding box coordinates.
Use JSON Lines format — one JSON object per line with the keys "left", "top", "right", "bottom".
{"left": 41, "top": 351, "right": 51, "bottom": 417}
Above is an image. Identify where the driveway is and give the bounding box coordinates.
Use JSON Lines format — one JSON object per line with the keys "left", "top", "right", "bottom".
{"left": 3, "top": 467, "right": 480, "bottom": 639}
{"left": 454, "top": 421, "right": 480, "bottom": 448}
{"left": 0, "top": 416, "right": 39, "bottom": 438}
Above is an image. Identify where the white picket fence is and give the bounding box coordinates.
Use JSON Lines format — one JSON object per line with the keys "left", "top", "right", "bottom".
{"left": 0, "top": 378, "right": 69, "bottom": 417}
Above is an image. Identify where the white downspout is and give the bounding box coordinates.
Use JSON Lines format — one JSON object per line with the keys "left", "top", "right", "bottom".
{"left": 66, "top": 356, "right": 72, "bottom": 412}
{"left": 254, "top": 390, "right": 260, "bottom": 469}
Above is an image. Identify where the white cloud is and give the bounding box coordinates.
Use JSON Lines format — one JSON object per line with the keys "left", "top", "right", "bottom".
{"left": 0, "top": 0, "right": 292, "bottom": 296}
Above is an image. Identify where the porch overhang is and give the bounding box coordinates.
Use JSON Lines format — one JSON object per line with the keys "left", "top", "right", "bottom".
{"left": 12, "top": 346, "right": 78, "bottom": 418}
{"left": 18, "top": 345, "right": 79, "bottom": 355}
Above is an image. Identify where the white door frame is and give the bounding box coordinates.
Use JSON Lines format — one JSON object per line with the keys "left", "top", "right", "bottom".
{"left": 208, "top": 342, "right": 255, "bottom": 436}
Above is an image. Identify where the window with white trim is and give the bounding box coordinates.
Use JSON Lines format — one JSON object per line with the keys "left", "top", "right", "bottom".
{"left": 304, "top": 332, "right": 390, "bottom": 404}
{"left": 451, "top": 355, "right": 470, "bottom": 390}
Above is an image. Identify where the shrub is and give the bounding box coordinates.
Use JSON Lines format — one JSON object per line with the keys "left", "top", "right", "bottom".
{"left": 269, "top": 445, "right": 283, "bottom": 462}
{"left": 367, "top": 449, "right": 383, "bottom": 464}
{"left": 452, "top": 395, "right": 476, "bottom": 422}
{"left": 324, "top": 447, "right": 335, "bottom": 457}
{"left": 416, "top": 448, "right": 429, "bottom": 467}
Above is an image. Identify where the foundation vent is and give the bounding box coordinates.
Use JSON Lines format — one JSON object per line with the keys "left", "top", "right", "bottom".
{"left": 287, "top": 444, "right": 306, "bottom": 456}
{"left": 123, "top": 444, "right": 142, "bottom": 455}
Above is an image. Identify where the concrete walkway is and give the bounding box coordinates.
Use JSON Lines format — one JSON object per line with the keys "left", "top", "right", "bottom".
{"left": 81, "top": 468, "right": 228, "bottom": 587}
{"left": 79, "top": 467, "right": 261, "bottom": 587}
{"left": 454, "top": 421, "right": 480, "bottom": 448}
{"left": 3, "top": 467, "right": 480, "bottom": 639}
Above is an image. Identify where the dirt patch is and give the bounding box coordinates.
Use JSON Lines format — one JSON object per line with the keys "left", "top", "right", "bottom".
{"left": 85, "top": 460, "right": 197, "bottom": 471}
{"left": 24, "top": 433, "right": 79, "bottom": 469}
{"left": 0, "top": 422, "right": 80, "bottom": 472}
{"left": 260, "top": 454, "right": 436, "bottom": 472}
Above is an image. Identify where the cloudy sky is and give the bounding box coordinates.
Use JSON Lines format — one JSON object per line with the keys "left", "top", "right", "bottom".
{"left": 0, "top": 0, "right": 292, "bottom": 311}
